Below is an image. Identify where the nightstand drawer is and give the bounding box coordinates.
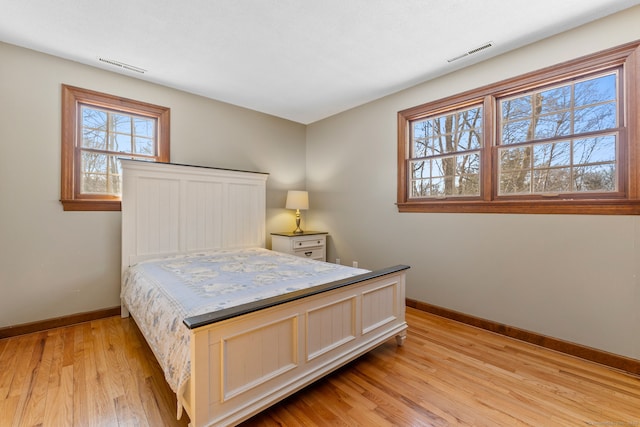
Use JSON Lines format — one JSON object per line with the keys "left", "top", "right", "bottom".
{"left": 293, "top": 248, "right": 324, "bottom": 260}
{"left": 290, "top": 236, "right": 325, "bottom": 250}
{"left": 271, "top": 232, "right": 328, "bottom": 262}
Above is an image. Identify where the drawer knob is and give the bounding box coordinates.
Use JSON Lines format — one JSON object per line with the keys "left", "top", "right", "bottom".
{"left": 305, "top": 251, "right": 313, "bottom": 257}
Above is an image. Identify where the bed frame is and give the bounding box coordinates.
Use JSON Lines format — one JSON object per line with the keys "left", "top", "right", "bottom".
{"left": 120, "top": 160, "right": 408, "bottom": 427}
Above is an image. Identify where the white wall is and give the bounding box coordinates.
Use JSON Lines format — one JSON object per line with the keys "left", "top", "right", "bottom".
{"left": 0, "top": 42, "right": 306, "bottom": 327}
{"left": 306, "top": 6, "right": 640, "bottom": 360}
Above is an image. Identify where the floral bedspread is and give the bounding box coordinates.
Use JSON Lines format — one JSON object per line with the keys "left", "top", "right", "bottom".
{"left": 121, "top": 247, "right": 369, "bottom": 406}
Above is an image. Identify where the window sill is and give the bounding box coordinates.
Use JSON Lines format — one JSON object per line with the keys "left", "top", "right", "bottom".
{"left": 61, "top": 199, "right": 121, "bottom": 212}
{"left": 396, "top": 199, "right": 640, "bottom": 215}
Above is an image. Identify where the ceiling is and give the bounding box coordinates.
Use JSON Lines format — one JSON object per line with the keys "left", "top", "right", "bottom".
{"left": 1, "top": 1, "right": 639, "bottom": 124}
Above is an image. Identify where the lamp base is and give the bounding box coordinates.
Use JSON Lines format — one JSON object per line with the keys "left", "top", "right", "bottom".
{"left": 292, "top": 210, "right": 303, "bottom": 234}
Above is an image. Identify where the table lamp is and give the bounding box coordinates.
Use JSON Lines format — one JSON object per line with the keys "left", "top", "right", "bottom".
{"left": 285, "top": 190, "right": 309, "bottom": 234}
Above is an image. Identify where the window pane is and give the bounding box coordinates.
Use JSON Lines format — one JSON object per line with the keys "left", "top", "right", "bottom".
{"left": 500, "top": 170, "right": 531, "bottom": 195}
{"left": 502, "top": 96, "right": 532, "bottom": 120}
{"left": 574, "top": 73, "right": 616, "bottom": 107}
{"left": 533, "top": 168, "right": 571, "bottom": 193}
{"left": 80, "top": 152, "right": 123, "bottom": 195}
{"left": 539, "top": 86, "right": 571, "bottom": 114}
{"left": 112, "top": 113, "right": 132, "bottom": 133}
{"left": 82, "top": 129, "right": 107, "bottom": 149}
{"left": 134, "top": 117, "right": 155, "bottom": 138}
{"left": 502, "top": 119, "right": 531, "bottom": 145}
{"left": 500, "top": 146, "right": 532, "bottom": 172}
{"left": 431, "top": 177, "right": 445, "bottom": 196}
{"left": 534, "top": 112, "right": 571, "bottom": 139}
{"left": 458, "top": 151, "right": 480, "bottom": 173}
{"left": 411, "top": 160, "right": 428, "bottom": 179}
{"left": 573, "top": 135, "right": 616, "bottom": 165}
{"left": 411, "top": 179, "right": 429, "bottom": 198}
{"left": 533, "top": 141, "right": 570, "bottom": 168}
{"left": 82, "top": 107, "right": 107, "bottom": 130}
{"left": 456, "top": 153, "right": 480, "bottom": 196}
{"left": 457, "top": 130, "right": 481, "bottom": 151}
{"left": 574, "top": 164, "right": 616, "bottom": 192}
{"left": 432, "top": 158, "right": 446, "bottom": 177}
{"left": 112, "top": 133, "right": 133, "bottom": 153}
{"left": 574, "top": 103, "right": 616, "bottom": 134}
{"left": 135, "top": 137, "right": 154, "bottom": 155}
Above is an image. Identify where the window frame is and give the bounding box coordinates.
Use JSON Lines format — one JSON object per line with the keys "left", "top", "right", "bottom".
{"left": 61, "top": 85, "right": 170, "bottom": 211}
{"left": 397, "top": 40, "right": 640, "bottom": 215}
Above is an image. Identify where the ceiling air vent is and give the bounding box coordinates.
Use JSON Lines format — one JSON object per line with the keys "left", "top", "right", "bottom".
{"left": 98, "top": 57, "right": 146, "bottom": 74}
{"left": 447, "top": 41, "right": 494, "bottom": 63}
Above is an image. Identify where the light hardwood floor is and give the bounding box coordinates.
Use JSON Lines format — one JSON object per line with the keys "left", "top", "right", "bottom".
{"left": 2, "top": 307, "right": 639, "bottom": 426}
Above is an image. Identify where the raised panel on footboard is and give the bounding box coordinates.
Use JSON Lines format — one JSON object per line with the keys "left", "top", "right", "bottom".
{"left": 219, "top": 316, "right": 299, "bottom": 401}
{"left": 362, "top": 280, "right": 400, "bottom": 334}
{"left": 306, "top": 296, "right": 356, "bottom": 361}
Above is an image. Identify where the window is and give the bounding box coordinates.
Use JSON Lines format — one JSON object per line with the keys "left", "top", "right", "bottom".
{"left": 61, "top": 85, "right": 169, "bottom": 211}
{"left": 409, "top": 104, "right": 483, "bottom": 198}
{"left": 498, "top": 72, "right": 619, "bottom": 196}
{"left": 397, "top": 41, "right": 640, "bottom": 215}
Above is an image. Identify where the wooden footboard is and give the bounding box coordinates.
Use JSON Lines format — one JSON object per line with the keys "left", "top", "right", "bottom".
{"left": 182, "top": 266, "right": 408, "bottom": 427}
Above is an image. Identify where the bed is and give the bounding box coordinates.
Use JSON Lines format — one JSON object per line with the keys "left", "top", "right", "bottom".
{"left": 120, "top": 159, "right": 409, "bottom": 427}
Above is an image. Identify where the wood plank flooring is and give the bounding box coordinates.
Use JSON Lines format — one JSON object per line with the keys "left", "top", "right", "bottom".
{"left": 1, "top": 307, "right": 639, "bottom": 426}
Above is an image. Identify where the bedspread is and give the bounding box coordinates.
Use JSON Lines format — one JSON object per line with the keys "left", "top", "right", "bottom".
{"left": 121, "top": 247, "right": 369, "bottom": 402}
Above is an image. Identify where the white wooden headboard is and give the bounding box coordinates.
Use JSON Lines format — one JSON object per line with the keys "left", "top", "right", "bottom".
{"left": 121, "top": 160, "right": 269, "bottom": 269}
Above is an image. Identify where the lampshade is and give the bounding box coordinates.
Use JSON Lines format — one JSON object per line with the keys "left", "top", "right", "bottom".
{"left": 285, "top": 190, "right": 309, "bottom": 210}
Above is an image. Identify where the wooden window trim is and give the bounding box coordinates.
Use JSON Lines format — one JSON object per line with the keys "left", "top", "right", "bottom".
{"left": 61, "top": 85, "right": 170, "bottom": 211}
{"left": 397, "top": 40, "right": 640, "bottom": 215}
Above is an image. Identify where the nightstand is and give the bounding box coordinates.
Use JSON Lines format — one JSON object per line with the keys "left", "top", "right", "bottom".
{"left": 271, "top": 231, "right": 328, "bottom": 262}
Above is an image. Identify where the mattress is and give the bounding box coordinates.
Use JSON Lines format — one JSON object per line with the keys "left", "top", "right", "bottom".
{"left": 121, "top": 247, "right": 369, "bottom": 399}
